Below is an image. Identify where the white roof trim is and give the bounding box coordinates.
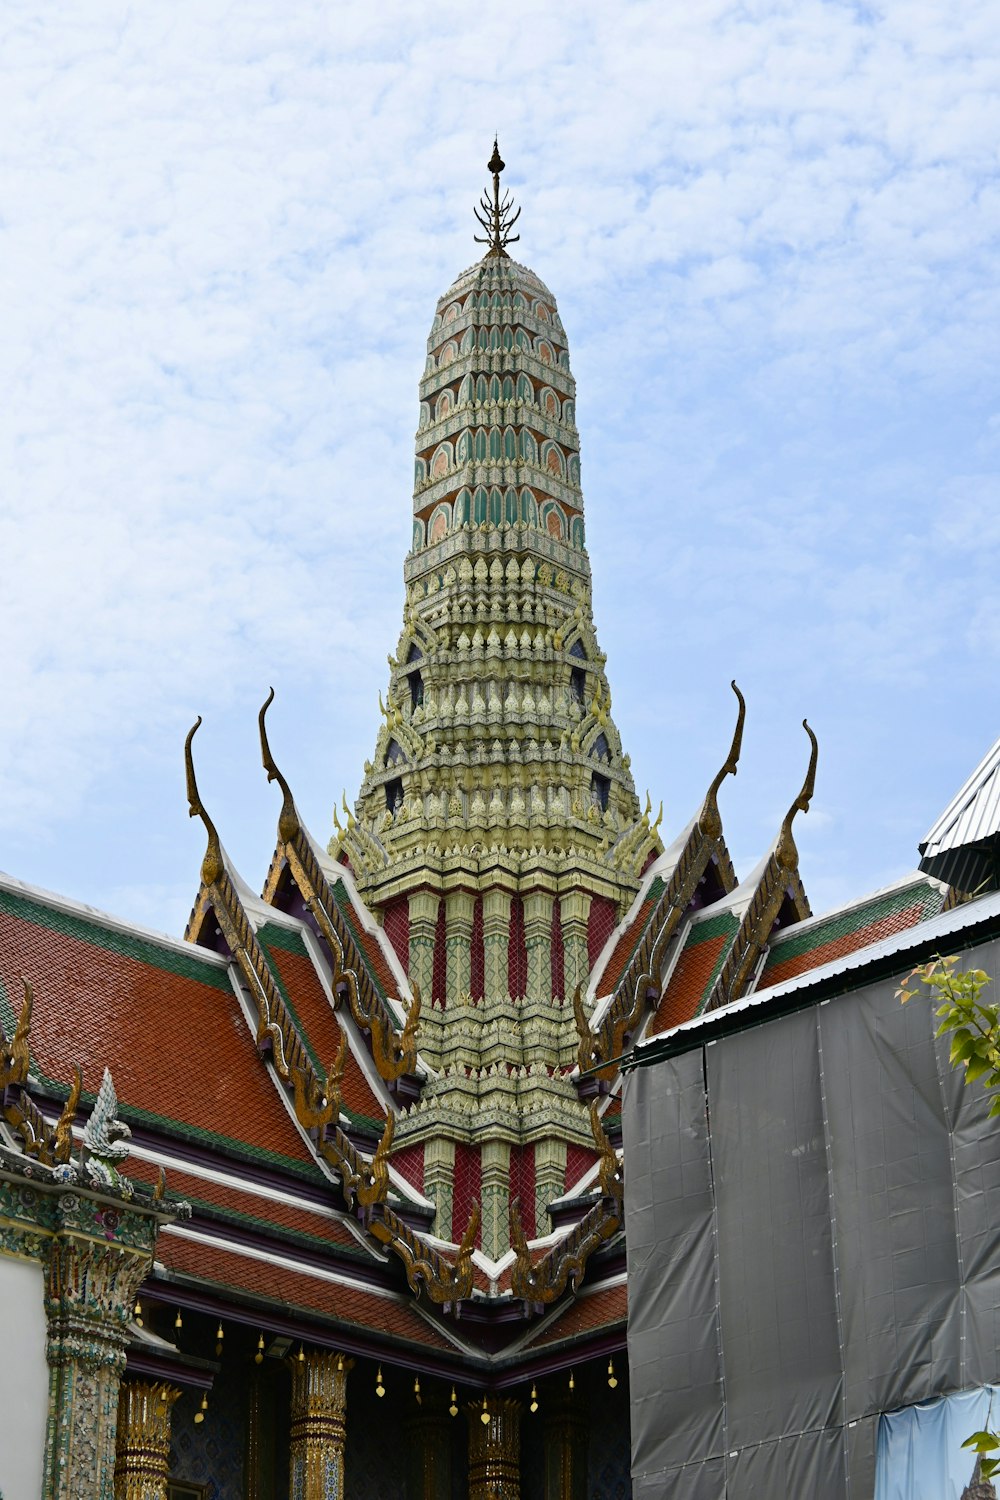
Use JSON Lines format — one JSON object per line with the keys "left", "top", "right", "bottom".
{"left": 638, "top": 888, "right": 1000, "bottom": 1050}
{"left": 0, "top": 869, "right": 227, "bottom": 966}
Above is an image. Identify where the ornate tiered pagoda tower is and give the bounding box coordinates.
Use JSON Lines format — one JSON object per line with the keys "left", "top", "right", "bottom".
{"left": 332, "top": 144, "right": 661, "bottom": 1258}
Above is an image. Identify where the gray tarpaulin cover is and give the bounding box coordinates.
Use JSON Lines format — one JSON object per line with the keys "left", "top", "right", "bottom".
{"left": 623, "top": 936, "right": 1000, "bottom": 1498}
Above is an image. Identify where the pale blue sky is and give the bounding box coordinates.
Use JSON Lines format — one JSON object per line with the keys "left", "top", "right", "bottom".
{"left": 1, "top": 1, "right": 998, "bottom": 934}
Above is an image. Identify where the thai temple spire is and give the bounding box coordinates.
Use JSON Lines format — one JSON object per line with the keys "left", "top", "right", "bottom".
{"left": 331, "top": 148, "right": 660, "bottom": 1257}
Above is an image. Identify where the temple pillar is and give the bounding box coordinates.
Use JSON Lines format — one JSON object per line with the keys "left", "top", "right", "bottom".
{"left": 405, "top": 1397, "right": 452, "bottom": 1500}
{"left": 424, "top": 1135, "right": 456, "bottom": 1239}
{"left": 288, "top": 1350, "right": 353, "bottom": 1500}
{"left": 534, "top": 1138, "right": 567, "bottom": 1237}
{"left": 560, "top": 892, "right": 589, "bottom": 1002}
{"left": 445, "top": 890, "right": 475, "bottom": 1003}
{"left": 467, "top": 1396, "right": 522, "bottom": 1500}
{"left": 114, "top": 1380, "right": 182, "bottom": 1500}
{"left": 42, "top": 1205, "right": 157, "bottom": 1500}
{"left": 482, "top": 888, "right": 512, "bottom": 1002}
{"left": 523, "top": 891, "right": 553, "bottom": 1002}
{"left": 480, "top": 1138, "right": 512, "bottom": 1261}
{"left": 408, "top": 891, "right": 439, "bottom": 1006}
{"left": 543, "top": 1395, "right": 588, "bottom": 1500}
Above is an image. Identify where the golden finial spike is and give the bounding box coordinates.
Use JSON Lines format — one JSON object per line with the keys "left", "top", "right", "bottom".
{"left": 258, "top": 688, "right": 300, "bottom": 846}
{"left": 1, "top": 977, "right": 33, "bottom": 1087}
{"left": 52, "top": 1064, "right": 82, "bottom": 1163}
{"left": 776, "top": 719, "right": 819, "bottom": 871}
{"left": 184, "top": 718, "right": 224, "bottom": 887}
{"left": 698, "top": 681, "right": 746, "bottom": 839}
{"left": 473, "top": 138, "right": 521, "bottom": 257}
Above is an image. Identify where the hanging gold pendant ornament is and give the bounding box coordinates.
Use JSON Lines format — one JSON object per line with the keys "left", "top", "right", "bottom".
{"left": 529, "top": 1382, "right": 538, "bottom": 1413}
{"left": 480, "top": 1394, "right": 490, "bottom": 1425}
{"left": 568, "top": 1370, "right": 575, "bottom": 1392}
{"left": 607, "top": 1358, "right": 618, "bottom": 1389}
{"left": 255, "top": 1333, "right": 265, "bottom": 1365}
{"left": 215, "top": 1321, "right": 224, "bottom": 1357}
{"left": 133, "top": 1300, "right": 143, "bottom": 1327}
{"left": 375, "top": 1365, "right": 385, "bottom": 1398}
{"left": 174, "top": 1309, "right": 183, "bottom": 1331}
{"left": 449, "top": 1386, "right": 458, "bottom": 1418}
{"left": 194, "top": 1393, "right": 208, "bottom": 1425}
{"left": 413, "top": 1374, "right": 421, "bottom": 1405}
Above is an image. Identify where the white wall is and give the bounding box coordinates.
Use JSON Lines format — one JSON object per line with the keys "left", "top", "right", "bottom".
{"left": 0, "top": 1254, "right": 49, "bottom": 1500}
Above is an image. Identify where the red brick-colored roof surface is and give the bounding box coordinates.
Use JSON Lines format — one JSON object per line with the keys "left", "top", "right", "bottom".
{"left": 523, "top": 1282, "right": 628, "bottom": 1347}
{"left": 0, "top": 886, "right": 321, "bottom": 1176}
{"left": 647, "top": 918, "right": 735, "bottom": 1038}
{"left": 591, "top": 877, "right": 666, "bottom": 998}
{"left": 127, "top": 1155, "right": 363, "bottom": 1258}
{"left": 154, "top": 1230, "right": 456, "bottom": 1350}
{"left": 257, "top": 924, "right": 384, "bottom": 1125}
{"left": 759, "top": 879, "right": 946, "bottom": 990}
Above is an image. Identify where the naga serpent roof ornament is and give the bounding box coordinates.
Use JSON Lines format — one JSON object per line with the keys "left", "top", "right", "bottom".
{"left": 184, "top": 717, "right": 224, "bottom": 887}
{"left": 259, "top": 687, "right": 301, "bottom": 846}
{"left": 776, "top": 719, "right": 819, "bottom": 872}
{"left": 473, "top": 138, "right": 520, "bottom": 257}
{"left": 698, "top": 681, "right": 746, "bottom": 840}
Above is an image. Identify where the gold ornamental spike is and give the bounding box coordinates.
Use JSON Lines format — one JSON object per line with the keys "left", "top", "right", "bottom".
{"left": 258, "top": 688, "right": 300, "bottom": 846}
{"left": 184, "top": 718, "right": 225, "bottom": 887}
{"left": 473, "top": 138, "right": 521, "bottom": 257}
{"left": 0, "top": 977, "right": 33, "bottom": 1087}
{"left": 776, "top": 719, "right": 819, "bottom": 872}
{"left": 698, "top": 681, "right": 746, "bottom": 839}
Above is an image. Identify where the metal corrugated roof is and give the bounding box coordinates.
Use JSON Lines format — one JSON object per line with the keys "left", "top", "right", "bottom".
{"left": 921, "top": 735, "right": 1000, "bottom": 857}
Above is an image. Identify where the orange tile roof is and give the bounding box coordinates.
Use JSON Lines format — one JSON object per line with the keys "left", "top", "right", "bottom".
{"left": 760, "top": 883, "right": 945, "bottom": 990}
{"left": 257, "top": 925, "right": 384, "bottom": 1124}
{"left": 0, "top": 888, "right": 321, "bottom": 1176}
{"left": 594, "top": 895, "right": 658, "bottom": 996}
{"left": 648, "top": 928, "right": 731, "bottom": 1038}
{"left": 128, "top": 1155, "right": 363, "bottom": 1258}
{"left": 524, "top": 1283, "right": 628, "bottom": 1347}
{"left": 155, "top": 1230, "right": 456, "bottom": 1350}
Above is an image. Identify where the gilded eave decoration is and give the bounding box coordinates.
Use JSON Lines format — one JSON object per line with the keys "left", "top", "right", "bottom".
{"left": 183, "top": 713, "right": 477, "bottom": 1309}
{"left": 574, "top": 683, "right": 746, "bottom": 1081}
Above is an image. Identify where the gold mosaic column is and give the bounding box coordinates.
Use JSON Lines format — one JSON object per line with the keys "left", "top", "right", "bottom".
{"left": 114, "top": 1380, "right": 182, "bottom": 1500}
{"left": 423, "top": 1135, "right": 456, "bottom": 1239}
{"left": 482, "top": 889, "right": 512, "bottom": 1002}
{"left": 288, "top": 1351, "right": 353, "bottom": 1500}
{"left": 405, "top": 1398, "right": 452, "bottom": 1500}
{"left": 542, "top": 1395, "right": 588, "bottom": 1500}
{"left": 445, "top": 890, "right": 475, "bottom": 1002}
{"left": 523, "top": 891, "right": 553, "bottom": 1001}
{"left": 559, "top": 893, "right": 590, "bottom": 1001}
{"left": 408, "top": 891, "right": 439, "bottom": 1007}
{"left": 534, "top": 1138, "right": 567, "bottom": 1237}
{"left": 480, "top": 1138, "right": 512, "bottom": 1261}
{"left": 42, "top": 1214, "right": 157, "bottom": 1500}
{"left": 467, "top": 1396, "right": 522, "bottom": 1500}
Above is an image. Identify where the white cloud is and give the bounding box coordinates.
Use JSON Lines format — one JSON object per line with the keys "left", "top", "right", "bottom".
{"left": 0, "top": 0, "right": 998, "bottom": 923}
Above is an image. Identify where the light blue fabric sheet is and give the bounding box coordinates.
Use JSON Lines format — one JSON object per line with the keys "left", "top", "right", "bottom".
{"left": 876, "top": 1386, "right": 1000, "bottom": 1499}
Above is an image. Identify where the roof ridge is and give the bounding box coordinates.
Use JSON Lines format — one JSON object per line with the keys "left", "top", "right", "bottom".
{"left": 0, "top": 868, "right": 227, "bottom": 966}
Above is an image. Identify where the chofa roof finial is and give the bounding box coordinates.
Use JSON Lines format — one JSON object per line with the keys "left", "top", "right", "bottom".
{"left": 184, "top": 717, "right": 225, "bottom": 888}
{"left": 698, "top": 682, "right": 746, "bottom": 840}
{"left": 258, "top": 688, "right": 301, "bottom": 846}
{"left": 474, "top": 138, "right": 521, "bottom": 257}
{"left": 776, "top": 720, "right": 819, "bottom": 871}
